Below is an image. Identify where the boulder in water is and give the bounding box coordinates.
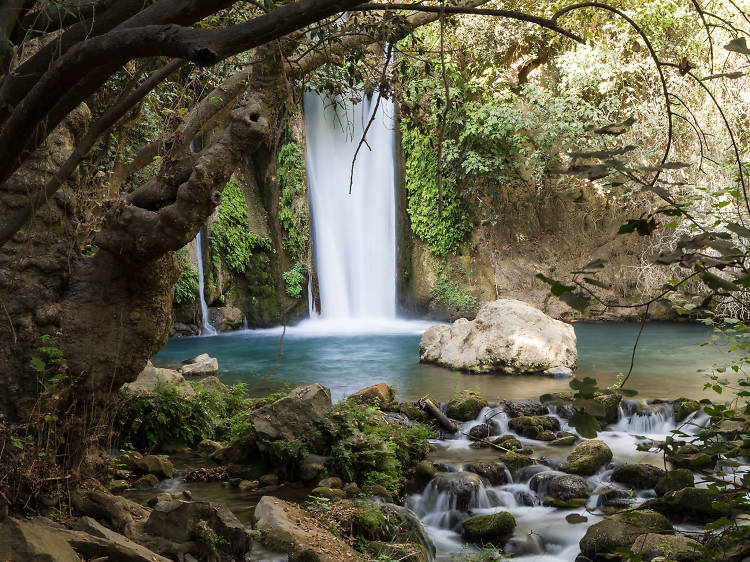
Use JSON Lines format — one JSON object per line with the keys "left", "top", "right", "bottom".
{"left": 592, "top": 392, "right": 621, "bottom": 424}
{"left": 462, "top": 512, "right": 516, "bottom": 546}
{"left": 674, "top": 398, "right": 700, "bottom": 421}
{"left": 667, "top": 444, "right": 716, "bottom": 470}
{"left": 419, "top": 299, "right": 577, "bottom": 374}
{"left": 446, "top": 391, "right": 488, "bottom": 421}
{"left": 611, "top": 463, "right": 665, "bottom": 490}
{"left": 579, "top": 509, "right": 673, "bottom": 561}
{"left": 564, "top": 440, "right": 613, "bottom": 476}
{"left": 632, "top": 533, "right": 701, "bottom": 561}
{"left": 549, "top": 431, "right": 578, "bottom": 446}
{"left": 500, "top": 451, "right": 535, "bottom": 472}
{"left": 180, "top": 353, "right": 218, "bottom": 376}
{"left": 654, "top": 468, "right": 694, "bottom": 496}
{"left": 508, "top": 415, "right": 560, "bottom": 440}
{"left": 133, "top": 455, "right": 174, "bottom": 479}
{"left": 210, "top": 306, "right": 243, "bottom": 332}
{"left": 414, "top": 461, "right": 438, "bottom": 482}
{"left": 645, "top": 487, "right": 728, "bottom": 522}
{"left": 530, "top": 471, "right": 589, "bottom": 505}
{"left": 432, "top": 471, "right": 483, "bottom": 511}
{"left": 463, "top": 462, "right": 509, "bottom": 485}
{"left": 251, "top": 383, "right": 332, "bottom": 441}
{"left": 503, "top": 399, "right": 549, "bottom": 418}
{"left": 468, "top": 423, "right": 492, "bottom": 440}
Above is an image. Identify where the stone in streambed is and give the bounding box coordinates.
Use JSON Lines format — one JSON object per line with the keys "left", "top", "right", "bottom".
{"left": 632, "top": 533, "right": 701, "bottom": 561}
{"left": 133, "top": 454, "right": 174, "bottom": 479}
{"left": 503, "top": 399, "right": 549, "bottom": 418}
{"left": 431, "top": 472, "right": 483, "bottom": 511}
{"left": 579, "top": 510, "right": 673, "bottom": 561}
{"left": 611, "top": 463, "right": 665, "bottom": 490}
{"left": 668, "top": 444, "right": 716, "bottom": 470}
{"left": 508, "top": 415, "right": 560, "bottom": 440}
{"left": 311, "top": 487, "right": 346, "bottom": 500}
{"left": 462, "top": 512, "right": 516, "bottom": 546}
{"left": 419, "top": 299, "right": 577, "bottom": 374}
{"left": 644, "top": 487, "right": 728, "bottom": 522}
{"left": 654, "top": 469, "right": 694, "bottom": 496}
{"left": 463, "top": 462, "right": 509, "bottom": 485}
{"left": 197, "top": 439, "right": 222, "bottom": 457}
{"left": 446, "top": 391, "right": 488, "bottom": 421}
{"left": 549, "top": 431, "right": 578, "bottom": 447}
{"left": 500, "top": 451, "right": 535, "bottom": 472}
{"left": 180, "top": 353, "right": 219, "bottom": 375}
{"left": 564, "top": 440, "right": 612, "bottom": 476}
{"left": 414, "top": 461, "right": 437, "bottom": 482}
{"left": 468, "top": 423, "right": 492, "bottom": 440}
{"left": 251, "top": 383, "right": 332, "bottom": 441}
{"left": 133, "top": 474, "right": 159, "bottom": 489}
{"left": 674, "top": 397, "right": 700, "bottom": 421}
{"left": 529, "top": 471, "right": 589, "bottom": 505}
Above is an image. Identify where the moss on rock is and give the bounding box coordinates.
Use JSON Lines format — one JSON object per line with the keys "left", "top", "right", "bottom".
{"left": 579, "top": 509, "right": 672, "bottom": 560}
{"left": 461, "top": 512, "right": 516, "bottom": 546}
{"left": 674, "top": 397, "right": 700, "bottom": 421}
{"left": 446, "top": 391, "right": 488, "bottom": 421}
{"left": 565, "top": 440, "right": 612, "bottom": 476}
{"left": 508, "top": 415, "right": 561, "bottom": 440}
{"left": 654, "top": 469, "right": 694, "bottom": 496}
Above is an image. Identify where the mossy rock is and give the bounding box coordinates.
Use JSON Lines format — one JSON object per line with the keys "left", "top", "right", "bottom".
{"left": 492, "top": 435, "right": 523, "bottom": 451}
{"left": 446, "top": 391, "right": 488, "bottom": 421}
{"left": 500, "top": 451, "right": 534, "bottom": 471}
{"left": 667, "top": 446, "right": 716, "bottom": 470}
{"left": 461, "top": 512, "right": 516, "bottom": 546}
{"left": 543, "top": 496, "right": 588, "bottom": 508}
{"left": 674, "top": 397, "right": 700, "bottom": 421}
{"left": 398, "top": 402, "right": 429, "bottom": 423}
{"left": 311, "top": 487, "right": 346, "bottom": 500}
{"left": 592, "top": 392, "right": 622, "bottom": 424}
{"left": 414, "top": 461, "right": 437, "bottom": 482}
{"left": 508, "top": 415, "right": 561, "bottom": 440}
{"left": 579, "top": 509, "right": 672, "bottom": 561}
{"left": 654, "top": 469, "right": 694, "bottom": 496}
{"left": 537, "top": 430, "right": 556, "bottom": 441}
{"left": 646, "top": 487, "right": 728, "bottom": 522}
{"left": 366, "top": 541, "right": 428, "bottom": 562}
{"left": 611, "top": 463, "right": 666, "bottom": 490}
{"left": 565, "top": 440, "right": 612, "bottom": 476}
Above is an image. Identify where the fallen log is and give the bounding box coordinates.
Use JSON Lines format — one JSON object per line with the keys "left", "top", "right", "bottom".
{"left": 418, "top": 397, "right": 459, "bottom": 433}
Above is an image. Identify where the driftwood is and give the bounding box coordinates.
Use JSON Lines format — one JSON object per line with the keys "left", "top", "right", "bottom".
{"left": 418, "top": 397, "right": 460, "bottom": 433}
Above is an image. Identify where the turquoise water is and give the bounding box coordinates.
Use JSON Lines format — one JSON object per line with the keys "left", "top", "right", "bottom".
{"left": 153, "top": 320, "right": 733, "bottom": 402}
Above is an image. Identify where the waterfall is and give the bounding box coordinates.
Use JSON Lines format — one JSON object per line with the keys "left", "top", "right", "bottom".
{"left": 195, "top": 230, "right": 216, "bottom": 336}
{"left": 303, "top": 91, "right": 397, "bottom": 320}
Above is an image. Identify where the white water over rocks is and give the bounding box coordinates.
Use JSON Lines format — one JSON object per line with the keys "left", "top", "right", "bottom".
{"left": 304, "top": 91, "right": 397, "bottom": 321}
{"left": 195, "top": 230, "right": 216, "bottom": 336}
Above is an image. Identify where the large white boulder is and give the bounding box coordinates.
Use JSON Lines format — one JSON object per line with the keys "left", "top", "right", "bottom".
{"left": 419, "top": 299, "right": 577, "bottom": 374}
{"left": 180, "top": 353, "right": 218, "bottom": 376}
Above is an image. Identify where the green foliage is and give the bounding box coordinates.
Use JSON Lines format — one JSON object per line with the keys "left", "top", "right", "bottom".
{"left": 430, "top": 261, "right": 478, "bottom": 317}
{"left": 174, "top": 247, "right": 199, "bottom": 304}
{"left": 283, "top": 261, "right": 307, "bottom": 299}
{"left": 211, "top": 178, "right": 271, "bottom": 273}
{"left": 278, "top": 140, "right": 310, "bottom": 260}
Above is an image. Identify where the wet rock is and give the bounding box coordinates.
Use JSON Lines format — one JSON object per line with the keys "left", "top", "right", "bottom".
{"left": 419, "top": 299, "right": 577, "bottom": 374}
{"left": 432, "top": 472, "right": 483, "bottom": 510}
{"left": 318, "top": 476, "right": 343, "bottom": 489}
{"left": 646, "top": 487, "right": 727, "bottom": 521}
{"left": 500, "top": 451, "right": 535, "bottom": 472}
{"left": 350, "top": 383, "right": 395, "bottom": 405}
{"left": 373, "top": 500, "right": 436, "bottom": 559}
{"left": 632, "top": 533, "right": 701, "bottom": 561}
{"left": 134, "top": 454, "right": 174, "bottom": 479}
{"left": 259, "top": 473, "right": 279, "bottom": 487}
{"left": 611, "top": 463, "right": 666, "bottom": 490}
{"left": 251, "top": 383, "right": 332, "bottom": 441}
{"left": 147, "top": 493, "right": 174, "bottom": 508}
{"left": 668, "top": 444, "right": 716, "bottom": 470}
{"left": 299, "top": 453, "right": 329, "bottom": 484}
{"left": 503, "top": 399, "right": 549, "bottom": 418}
{"left": 146, "top": 499, "right": 252, "bottom": 556}
{"left": 255, "top": 496, "right": 363, "bottom": 561}
{"left": 463, "top": 462, "right": 509, "bottom": 485}
{"left": 133, "top": 474, "right": 159, "bottom": 489}
{"left": 579, "top": 510, "right": 673, "bottom": 561}
{"left": 446, "top": 391, "right": 488, "bottom": 421}
{"left": 674, "top": 398, "right": 700, "bottom": 421}
{"left": 398, "top": 401, "right": 429, "bottom": 423}
{"left": 508, "top": 415, "right": 560, "bottom": 440}
{"left": 311, "top": 487, "right": 347, "bottom": 500}
{"left": 121, "top": 362, "right": 195, "bottom": 396}
{"left": 597, "top": 486, "right": 633, "bottom": 509}
{"left": 654, "top": 469, "right": 694, "bottom": 496}
{"left": 468, "top": 423, "right": 492, "bottom": 440}
{"left": 565, "top": 440, "right": 612, "bottom": 476}
{"left": 462, "top": 512, "right": 516, "bottom": 546}
{"left": 415, "top": 461, "right": 437, "bottom": 482}
{"left": 210, "top": 440, "right": 250, "bottom": 464}
{"left": 530, "top": 471, "right": 589, "bottom": 505}
{"left": 212, "top": 306, "right": 243, "bottom": 332}
{"left": 515, "top": 464, "right": 551, "bottom": 482}
{"left": 197, "top": 439, "right": 222, "bottom": 457}
{"left": 492, "top": 434, "right": 524, "bottom": 451}
{"left": 180, "top": 353, "right": 219, "bottom": 375}
{"left": 0, "top": 517, "right": 80, "bottom": 561}
{"left": 239, "top": 480, "right": 259, "bottom": 492}
{"left": 549, "top": 432, "right": 577, "bottom": 446}
{"left": 593, "top": 392, "right": 621, "bottom": 424}
{"left": 108, "top": 479, "right": 128, "bottom": 493}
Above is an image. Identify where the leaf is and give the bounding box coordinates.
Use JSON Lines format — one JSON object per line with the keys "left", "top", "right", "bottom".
{"left": 725, "top": 37, "right": 750, "bottom": 55}
{"left": 583, "top": 258, "right": 607, "bottom": 270}
{"left": 573, "top": 398, "right": 606, "bottom": 417}
{"left": 570, "top": 377, "right": 599, "bottom": 395}
{"left": 726, "top": 222, "right": 750, "bottom": 238}
{"left": 569, "top": 411, "right": 601, "bottom": 438}
{"left": 566, "top": 513, "right": 588, "bottom": 524}
{"left": 30, "top": 356, "right": 46, "bottom": 373}
{"left": 700, "top": 271, "right": 740, "bottom": 293}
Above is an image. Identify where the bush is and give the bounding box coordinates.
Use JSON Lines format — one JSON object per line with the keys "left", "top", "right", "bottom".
{"left": 174, "top": 247, "right": 199, "bottom": 304}
{"left": 278, "top": 140, "right": 310, "bottom": 260}
{"left": 283, "top": 261, "right": 307, "bottom": 298}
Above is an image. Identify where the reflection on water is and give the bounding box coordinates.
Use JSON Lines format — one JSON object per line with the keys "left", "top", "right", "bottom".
{"left": 153, "top": 321, "right": 732, "bottom": 402}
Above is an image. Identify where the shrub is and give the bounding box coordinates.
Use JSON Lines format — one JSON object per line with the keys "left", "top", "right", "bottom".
{"left": 174, "top": 247, "right": 199, "bottom": 304}
{"left": 283, "top": 261, "right": 307, "bottom": 298}
{"left": 278, "top": 140, "right": 310, "bottom": 260}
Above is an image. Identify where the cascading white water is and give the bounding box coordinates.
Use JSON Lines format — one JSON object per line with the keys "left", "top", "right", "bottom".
{"left": 195, "top": 230, "right": 216, "bottom": 336}
{"left": 303, "top": 91, "right": 397, "bottom": 320}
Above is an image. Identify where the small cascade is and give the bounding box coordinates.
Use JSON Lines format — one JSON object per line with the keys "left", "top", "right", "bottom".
{"left": 195, "top": 230, "right": 216, "bottom": 336}
{"left": 241, "top": 313, "right": 248, "bottom": 330}
{"left": 612, "top": 401, "right": 676, "bottom": 435}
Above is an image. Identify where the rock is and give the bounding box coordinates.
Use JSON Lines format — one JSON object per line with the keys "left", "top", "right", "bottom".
{"left": 593, "top": 392, "right": 622, "bottom": 424}
{"left": 500, "top": 451, "right": 535, "bottom": 472}
{"left": 362, "top": 485, "right": 393, "bottom": 501}
{"left": 668, "top": 444, "right": 716, "bottom": 470}
{"left": 530, "top": 471, "right": 589, "bottom": 505}
{"left": 432, "top": 472, "right": 483, "bottom": 510}
{"left": 579, "top": 510, "right": 673, "bottom": 561}
{"left": 468, "top": 423, "right": 492, "bottom": 440}
{"left": 446, "top": 391, "right": 488, "bottom": 421}
{"left": 544, "top": 366, "right": 573, "bottom": 377}
{"left": 239, "top": 480, "right": 259, "bottom": 492}
{"left": 146, "top": 499, "right": 252, "bottom": 556}
{"left": 492, "top": 434, "right": 524, "bottom": 451}
{"left": 366, "top": 541, "right": 428, "bottom": 562}
{"left": 419, "top": 299, "right": 577, "bottom": 374}
{"left": 549, "top": 434, "right": 577, "bottom": 446}
{"left": 133, "top": 474, "right": 159, "bottom": 489}
{"left": 147, "top": 493, "right": 174, "bottom": 507}
{"left": 632, "top": 533, "right": 701, "bottom": 561}
{"left": 311, "top": 487, "right": 347, "bottom": 500}
{"left": 611, "top": 463, "right": 665, "bottom": 490}
{"left": 70, "top": 483, "right": 150, "bottom": 537}
{"left": 398, "top": 401, "right": 429, "bottom": 423}
{"left": 318, "top": 476, "right": 343, "bottom": 489}
{"left": 212, "top": 306, "right": 243, "bottom": 332}
{"left": 121, "top": 362, "right": 195, "bottom": 396}
{"left": 108, "top": 479, "right": 129, "bottom": 493}
{"left": 565, "top": 440, "right": 613, "bottom": 476}
{"left": 71, "top": 516, "right": 172, "bottom": 562}
{"left": 375, "top": 500, "right": 436, "bottom": 559}
{"left": 343, "top": 482, "right": 360, "bottom": 496}
{"left": 180, "top": 353, "right": 219, "bottom": 376}
{"left": 299, "top": 453, "right": 329, "bottom": 484}
{"left": 0, "top": 517, "right": 80, "bottom": 561}
{"left": 508, "top": 415, "right": 560, "bottom": 440}
{"left": 654, "top": 469, "right": 694, "bottom": 496}
{"left": 350, "top": 383, "right": 394, "bottom": 405}
{"left": 647, "top": 487, "right": 727, "bottom": 521}
{"left": 463, "top": 462, "right": 509, "bottom": 485}
{"left": 597, "top": 486, "right": 633, "bottom": 509}
{"left": 251, "top": 383, "right": 332, "bottom": 441}
{"left": 504, "top": 399, "right": 549, "bottom": 418}
{"left": 193, "top": 375, "right": 228, "bottom": 393}
{"left": 415, "top": 461, "right": 437, "bottom": 482}
{"left": 254, "top": 496, "right": 363, "bottom": 561}
{"left": 674, "top": 398, "right": 700, "bottom": 421}
{"left": 462, "top": 512, "right": 516, "bottom": 546}
{"left": 197, "top": 439, "right": 223, "bottom": 456}
{"left": 134, "top": 454, "right": 174, "bottom": 479}
{"left": 259, "top": 473, "right": 279, "bottom": 487}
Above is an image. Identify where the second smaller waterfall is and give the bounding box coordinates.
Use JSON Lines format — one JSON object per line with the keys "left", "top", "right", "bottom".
{"left": 195, "top": 230, "right": 216, "bottom": 336}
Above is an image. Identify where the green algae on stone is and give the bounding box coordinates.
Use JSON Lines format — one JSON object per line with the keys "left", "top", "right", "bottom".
{"left": 461, "top": 511, "right": 516, "bottom": 546}
{"left": 565, "top": 440, "right": 613, "bottom": 476}
{"left": 446, "top": 390, "right": 488, "bottom": 421}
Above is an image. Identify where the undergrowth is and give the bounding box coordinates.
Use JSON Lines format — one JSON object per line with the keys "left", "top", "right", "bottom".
{"left": 174, "top": 247, "right": 199, "bottom": 304}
